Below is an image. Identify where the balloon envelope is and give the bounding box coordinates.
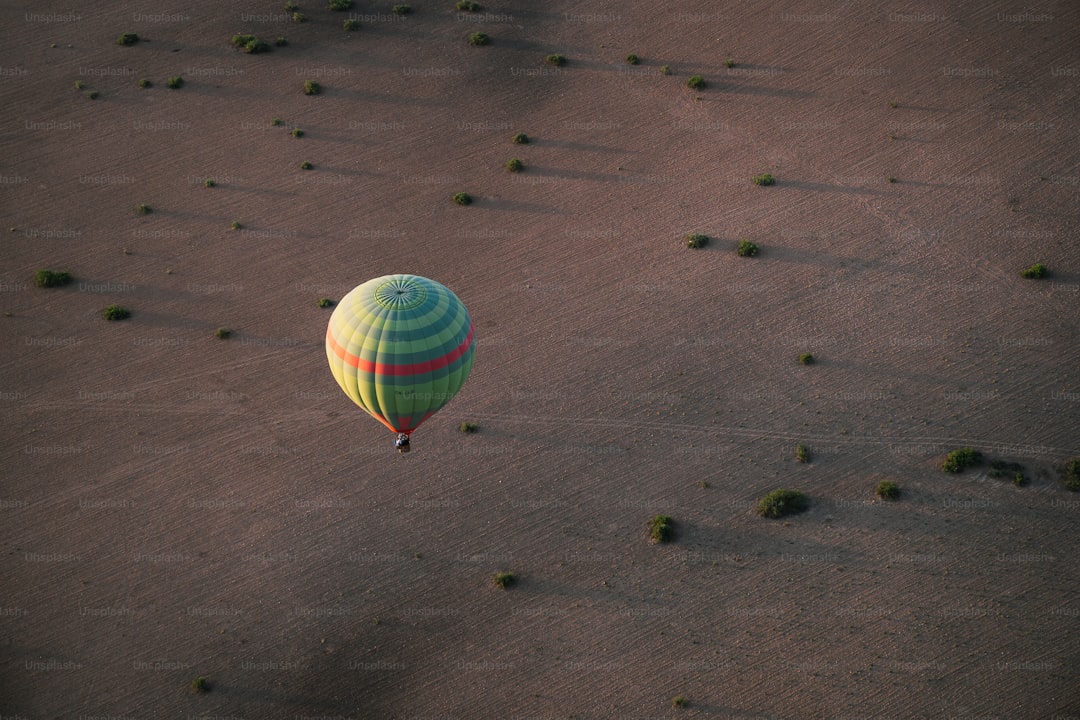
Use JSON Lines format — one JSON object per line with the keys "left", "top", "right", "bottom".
{"left": 326, "top": 274, "right": 475, "bottom": 434}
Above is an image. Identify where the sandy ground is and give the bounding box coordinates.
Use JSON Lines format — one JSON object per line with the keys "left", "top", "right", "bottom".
{"left": 2, "top": 1, "right": 1079, "bottom": 718}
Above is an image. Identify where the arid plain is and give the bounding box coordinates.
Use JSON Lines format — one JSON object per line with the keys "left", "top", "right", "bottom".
{"left": 2, "top": 1, "right": 1079, "bottom": 718}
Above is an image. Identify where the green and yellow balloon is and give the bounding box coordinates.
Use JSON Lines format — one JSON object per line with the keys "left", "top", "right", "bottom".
{"left": 326, "top": 274, "right": 475, "bottom": 452}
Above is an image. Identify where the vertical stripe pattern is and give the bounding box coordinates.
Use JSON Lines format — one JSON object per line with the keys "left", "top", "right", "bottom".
{"left": 326, "top": 274, "right": 475, "bottom": 434}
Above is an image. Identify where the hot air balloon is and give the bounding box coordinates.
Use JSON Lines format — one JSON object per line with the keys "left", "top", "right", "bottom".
{"left": 326, "top": 274, "right": 475, "bottom": 453}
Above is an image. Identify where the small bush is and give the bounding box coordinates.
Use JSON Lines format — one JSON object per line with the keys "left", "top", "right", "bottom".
{"left": 138, "top": 78, "right": 152, "bottom": 88}
{"left": 756, "top": 489, "right": 808, "bottom": 518}
{"left": 35, "top": 270, "right": 72, "bottom": 288}
{"left": 292, "top": 12, "right": 307, "bottom": 22}
{"left": 74, "top": 80, "right": 85, "bottom": 90}
{"left": 468, "top": 32, "right": 490, "bottom": 46}
{"left": 136, "top": 203, "right": 152, "bottom": 215}
{"left": 232, "top": 34, "right": 270, "bottom": 53}
{"left": 329, "top": 0, "right": 353, "bottom": 9}
{"left": 649, "top": 515, "right": 673, "bottom": 543}
{"left": 304, "top": 80, "right": 321, "bottom": 95}
{"left": 799, "top": 352, "right": 814, "bottom": 365}
{"left": 85, "top": 90, "right": 99, "bottom": 100}
{"left": 1012, "top": 472, "right": 1027, "bottom": 487}
{"left": 546, "top": 54, "right": 566, "bottom": 67}
{"left": 453, "top": 191, "right": 472, "bottom": 206}
{"left": 1064, "top": 458, "right": 1080, "bottom": 491}
{"left": 512, "top": 132, "right": 529, "bottom": 144}
{"left": 456, "top": 0, "right": 480, "bottom": 10}
{"left": 795, "top": 444, "right": 809, "bottom": 463}
{"left": 1020, "top": 263, "right": 1047, "bottom": 279}
{"left": 191, "top": 676, "right": 209, "bottom": 693}
{"left": 204, "top": 178, "right": 216, "bottom": 188}
{"left": 686, "top": 74, "right": 705, "bottom": 89}
{"left": 736, "top": 239, "right": 759, "bottom": 257}
{"left": 103, "top": 305, "right": 131, "bottom": 321}
{"left": 166, "top": 76, "right": 183, "bottom": 89}
{"left": 752, "top": 173, "right": 775, "bottom": 186}
{"left": 117, "top": 33, "right": 140, "bottom": 46}
{"left": 888, "top": 100, "right": 899, "bottom": 109}
{"left": 505, "top": 158, "right": 523, "bottom": 173}
{"left": 343, "top": 18, "right": 360, "bottom": 30}
{"left": 459, "top": 421, "right": 478, "bottom": 433}
{"left": 626, "top": 53, "right": 639, "bottom": 65}
{"left": 685, "top": 233, "right": 708, "bottom": 249}
{"left": 724, "top": 58, "right": 736, "bottom": 68}
{"left": 317, "top": 297, "right": 334, "bottom": 308}
{"left": 887, "top": 176, "right": 897, "bottom": 184}
{"left": 291, "top": 127, "right": 304, "bottom": 138}
{"left": 492, "top": 571, "right": 515, "bottom": 589}
{"left": 673, "top": 696, "right": 688, "bottom": 709}
{"left": 271, "top": 117, "right": 283, "bottom": 126}
{"left": 215, "top": 327, "right": 231, "bottom": 339}
{"left": 230, "top": 220, "right": 243, "bottom": 230}
{"left": 875, "top": 481, "right": 900, "bottom": 500}
{"left": 660, "top": 64, "right": 671, "bottom": 75}
{"left": 274, "top": 36, "right": 288, "bottom": 46}
{"left": 393, "top": 4, "right": 412, "bottom": 14}
{"left": 299, "top": 161, "right": 313, "bottom": 170}
{"left": 942, "top": 447, "right": 980, "bottom": 473}
{"left": 285, "top": 1, "right": 299, "bottom": 10}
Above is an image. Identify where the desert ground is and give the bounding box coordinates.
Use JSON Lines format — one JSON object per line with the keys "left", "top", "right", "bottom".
{"left": 2, "top": 1, "right": 1079, "bottom": 718}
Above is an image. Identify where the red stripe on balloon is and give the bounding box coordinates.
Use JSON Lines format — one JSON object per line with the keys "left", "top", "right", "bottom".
{"left": 328, "top": 325, "right": 474, "bottom": 377}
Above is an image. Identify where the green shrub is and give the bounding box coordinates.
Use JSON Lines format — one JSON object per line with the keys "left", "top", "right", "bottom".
{"left": 453, "top": 191, "right": 472, "bottom": 205}
{"left": 103, "top": 305, "right": 130, "bottom": 321}
{"left": 232, "top": 34, "right": 270, "bottom": 53}
{"left": 887, "top": 176, "right": 897, "bottom": 184}
{"left": 304, "top": 80, "right": 321, "bottom": 95}
{"left": 204, "top": 178, "right": 216, "bottom": 188}
{"left": 660, "top": 64, "right": 671, "bottom": 75}
{"left": 291, "top": 127, "right": 304, "bottom": 138}
{"left": 752, "top": 173, "right": 775, "bottom": 186}
{"left": 1012, "top": 472, "right": 1027, "bottom": 487}
{"left": 468, "top": 31, "right": 490, "bottom": 46}
{"left": 459, "top": 421, "right": 478, "bottom": 433}
{"left": 299, "top": 161, "right": 313, "bottom": 170}
{"left": 191, "top": 676, "right": 209, "bottom": 693}
{"left": 136, "top": 203, "right": 152, "bottom": 215}
{"left": 875, "top": 481, "right": 899, "bottom": 500}
{"left": 117, "top": 33, "right": 139, "bottom": 46}
{"left": 512, "top": 132, "right": 529, "bottom": 144}
{"left": 215, "top": 327, "right": 231, "bottom": 339}
{"left": 649, "top": 515, "right": 673, "bottom": 543}
{"left": 166, "top": 76, "right": 183, "bottom": 89}
{"left": 138, "top": 78, "right": 151, "bottom": 88}
{"left": 1064, "top": 458, "right": 1080, "bottom": 491}
{"left": 329, "top": 0, "right": 353, "bottom": 9}
{"left": 686, "top": 74, "right": 705, "bottom": 89}
{"left": 673, "top": 696, "right": 688, "bottom": 708}
{"left": 685, "top": 233, "right": 708, "bottom": 249}
{"left": 736, "top": 239, "right": 759, "bottom": 257}
{"left": 274, "top": 36, "right": 288, "bottom": 46}
{"left": 799, "top": 352, "right": 814, "bottom": 365}
{"left": 271, "top": 117, "right": 284, "bottom": 126}
{"left": 795, "top": 444, "right": 809, "bottom": 463}
{"left": 888, "top": 100, "right": 899, "bottom": 109}
{"left": 942, "top": 447, "right": 980, "bottom": 473}
{"left": 1020, "top": 263, "right": 1047, "bottom": 279}
{"left": 724, "top": 58, "right": 736, "bottom": 68}
{"left": 343, "top": 18, "right": 360, "bottom": 30}
{"left": 505, "top": 158, "right": 523, "bottom": 173}
{"left": 292, "top": 12, "right": 307, "bottom": 22}
{"left": 492, "top": 571, "right": 515, "bottom": 589}
{"left": 456, "top": 0, "right": 480, "bottom": 10}
{"left": 393, "top": 4, "right": 412, "bottom": 14}
{"left": 285, "top": 1, "right": 299, "bottom": 10}
{"left": 230, "top": 220, "right": 243, "bottom": 230}
{"left": 35, "top": 270, "right": 72, "bottom": 288}
{"left": 756, "top": 489, "right": 808, "bottom": 518}
{"left": 546, "top": 54, "right": 566, "bottom": 67}
{"left": 85, "top": 90, "right": 99, "bottom": 100}
{"left": 317, "top": 297, "right": 334, "bottom": 308}
{"left": 626, "top": 53, "right": 639, "bottom": 65}
{"left": 74, "top": 80, "right": 85, "bottom": 90}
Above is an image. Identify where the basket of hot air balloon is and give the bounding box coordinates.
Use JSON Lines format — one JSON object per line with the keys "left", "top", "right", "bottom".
{"left": 325, "top": 274, "right": 475, "bottom": 453}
